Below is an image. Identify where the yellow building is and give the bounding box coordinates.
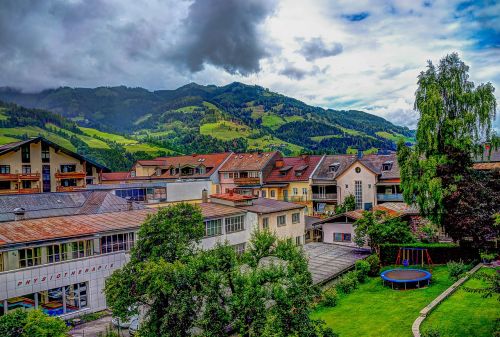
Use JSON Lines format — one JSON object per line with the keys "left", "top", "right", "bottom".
{"left": 0, "top": 137, "right": 109, "bottom": 194}
{"left": 260, "top": 155, "right": 324, "bottom": 215}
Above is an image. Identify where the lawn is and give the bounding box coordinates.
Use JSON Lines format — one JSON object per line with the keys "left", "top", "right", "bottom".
{"left": 311, "top": 266, "right": 455, "bottom": 337}
{"left": 261, "top": 113, "right": 304, "bottom": 129}
{"left": 200, "top": 121, "right": 252, "bottom": 140}
{"left": 421, "top": 267, "right": 499, "bottom": 337}
{"left": 0, "top": 126, "right": 76, "bottom": 150}
{"left": 376, "top": 131, "right": 415, "bottom": 143}
{"left": 46, "top": 123, "right": 110, "bottom": 149}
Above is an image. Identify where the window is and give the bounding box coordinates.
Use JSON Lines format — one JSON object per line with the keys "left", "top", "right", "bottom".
{"left": 292, "top": 212, "right": 300, "bottom": 224}
{"left": 41, "top": 143, "right": 50, "bottom": 162}
{"left": 47, "top": 243, "right": 69, "bottom": 263}
{"left": 302, "top": 188, "right": 307, "bottom": 195}
{"left": 293, "top": 188, "right": 298, "bottom": 195}
{"left": 61, "top": 178, "right": 77, "bottom": 187}
{"left": 354, "top": 181, "right": 362, "bottom": 209}
{"left": 115, "top": 188, "right": 147, "bottom": 202}
{"left": 60, "top": 164, "right": 76, "bottom": 173}
{"left": 355, "top": 167, "right": 361, "bottom": 174}
{"left": 382, "top": 162, "right": 393, "bottom": 171}
{"left": 100, "top": 232, "right": 134, "bottom": 253}
{"left": 19, "top": 247, "right": 41, "bottom": 268}
{"left": 0, "top": 165, "right": 10, "bottom": 174}
{"left": 21, "top": 144, "right": 30, "bottom": 163}
{"left": 262, "top": 217, "right": 269, "bottom": 230}
{"left": 329, "top": 163, "right": 340, "bottom": 172}
{"left": 22, "top": 165, "right": 31, "bottom": 174}
{"left": 22, "top": 181, "right": 31, "bottom": 189}
{"left": 277, "top": 215, "right": 286, "bottom": 226}
{"left": 248, "top": 171, "right": 259, "bottom": 178}
{"left": 261, "top": 190, "right": 267, "bottom": 198}
{"left": 205, "top": 219, "right": 222, "bottom": 237}
{"left": 72, "top": 241, "right": 85, "bottom": 259}
{"left": 333, "top": 233, "right": 351, "bottom": 242}
{"left": 225, "top": 215, "right": 244, "bottom": 233}
{"left": 295, "top": 236, "right": 302, "bottom": 245}
{"left": 232, "top": 243, "right": 246, "bottom": 255}
{"left": 270, "top": 190, "right": 276, "bottom": 198}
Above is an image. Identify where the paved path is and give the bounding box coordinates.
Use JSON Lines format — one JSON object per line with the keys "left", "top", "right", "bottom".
{"left": 70, "top": 315, "right": 130, "bottom": 337}
{"left": 304, "top": 242, "right": 370, "bottom": 284}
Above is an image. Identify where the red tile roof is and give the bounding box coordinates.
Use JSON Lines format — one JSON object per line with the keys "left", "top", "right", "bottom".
{"left": 101, "top": 172, "right": 131, "bottom": 181}
{"left": 219, "top": 152, "right": 278, "bottom": 172}
{"left": 135, "top": 159, "right": 166, "bottom": 166}
{"left": 157, "top": 153, "right": 231, "bottom": 178}
{"left": 210, "top": 193, "right": 255, "bottom": 201}
{"left": 265, "top": 155, "right": 322, "bottom": 182}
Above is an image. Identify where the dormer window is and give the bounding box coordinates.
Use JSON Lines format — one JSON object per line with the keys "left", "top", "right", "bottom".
{"left": 382, "top": 161, "right": 393, "bottom": 171}
{"left": 329, "top": 163, "right": 340, "bottom": 172}
{"left": 170, "top": 168, "right": 175, "bottom": 175}
{"left": 130, "top": 171, "right": 136, "bottom": 177}
{"left": 156, "top": 168, "right": 162, "bottom": 176}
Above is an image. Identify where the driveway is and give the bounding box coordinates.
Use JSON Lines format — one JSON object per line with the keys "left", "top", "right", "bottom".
{"left": 70, "top": 315, "right": 130, "bottom": 337}
{"left": 304, "top": 242, "right": 370, "bottom": 284}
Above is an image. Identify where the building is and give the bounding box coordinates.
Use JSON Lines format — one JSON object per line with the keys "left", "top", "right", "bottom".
{"left": 262, "top": 155, "right": 323, "bottom": 214}
{"left": 0, "top": 191, "right": 305, "bottom": 318}
{"left": 92, "top": 153, "right": 232, "bottom": 204}
{"left": 314, "top": 202, "right": 419, "bottom": 245}
{"left": 310, "top": 152, "right": 402, "bottom": 214}
{"left": 218, "top": 152, "right": 281, "bottom": 196}
{"left": 473, "top": 147, "right": 500, "bottom": 170}
{"left": 0, "top": 137, "right": 109, "bottom": 194}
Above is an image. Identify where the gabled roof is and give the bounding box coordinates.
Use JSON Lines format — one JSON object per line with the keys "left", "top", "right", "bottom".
{"left": 360, "top": 153, "right": 400, "bottom": 180}
{"left": 219, "top": 152, "right": 278, "bottom": 172}
{"left": 312, "top": 155, "right": 357, "bottom": 180}
{"left": 156, "top": 153, "right": 232, "bottom": 178}
{"left": 265, "top": 155, "right": 323, "bottom": 182}
{"left": 0, "top": 137, "right": 110, "bottom": 172}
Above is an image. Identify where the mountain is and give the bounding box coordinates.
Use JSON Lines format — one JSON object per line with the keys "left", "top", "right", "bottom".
{"left": 0, "top": 82, "right": 414, "bottom": 161}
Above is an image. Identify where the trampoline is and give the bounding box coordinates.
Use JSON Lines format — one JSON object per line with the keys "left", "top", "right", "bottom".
{"left": 381, "top": 268, "right": 432, "bottom": 290}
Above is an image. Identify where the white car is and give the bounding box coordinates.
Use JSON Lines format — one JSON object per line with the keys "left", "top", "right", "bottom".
{"left": 111, "top": 315, "right": 138, "bottom": 329}
{"left": 128, "top": 316, "right": 139, "bottom": 336}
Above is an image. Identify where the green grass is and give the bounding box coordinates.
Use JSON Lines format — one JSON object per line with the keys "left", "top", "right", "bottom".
{"left": 249, "top": 105, "right": 265, "bottom": 119}
{"left": 311, "top": 266, "right": 455, "bottom": 337}
{"left": 311, "top": 135, "right": 341, "bottom": 142}
{"left": 421, "top": 267, "right": 499, "bottom": 337}
{"left": 133, "top": 113, "right": 152, "bottom": 125}
{"left": 261, "top": 113, "right": 304, "bottom": 130}
{"left": 247, "top": 135, "right": 302, "bottom": 155}
{"left": 0, "top": 126, "right": 76, "bottom": 150}
{"left": 347, "top": 147, "right": 379, "bottom": 155}
{"left": 200, "top": 121, "right": 252, "bottom": 140}
{"left": 376, "top": 131, "right": 414, "bottom": 143}
{"left": 79, "top": 127, "right": 137, "bottom": 144}
{"left": 175, "top": 106, "right": 199, "bottom": 113}
{"left": 0, "top": 135, "right": 19, "bottom": 143}
{"left": 46, "top": 123, "right": 110, "bottom": 149}
{"left": 0, "top": 108, "right": 8, "bottom": 121}
{"left": 339, "top": 126, "right": 363, "bottom": 136}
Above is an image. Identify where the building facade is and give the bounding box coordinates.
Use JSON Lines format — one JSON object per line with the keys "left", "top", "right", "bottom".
{"left": 0, "top": 137, "right": 109, "bottom": 194}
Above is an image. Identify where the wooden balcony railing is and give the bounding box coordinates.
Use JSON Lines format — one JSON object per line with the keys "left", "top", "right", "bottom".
{"left": 312, "top": 193, "right": 337, "bottom": 201}
{"left": 56, "top": 186, "right": 87, "bottom": 192}
{"left": 0, "top": 187, "right": 41, "bottom": 194}
{"left": 234, "top": 177, "right": 260, "bottom": 185}
{"left": 55, "top": 171, "right": 86, "bottom": 179}
{"left": 0, "top": 173, "right": 41, "bottom": 181}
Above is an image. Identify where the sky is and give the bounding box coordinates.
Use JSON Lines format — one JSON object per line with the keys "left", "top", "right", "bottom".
{"left": 0, "top": 0, "right": 499, "bottom": 130}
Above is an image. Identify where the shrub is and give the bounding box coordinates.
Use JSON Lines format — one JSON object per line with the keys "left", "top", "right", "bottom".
{"left": 355, "top": 260, "right": 371, "bottom": 282}
{"left": 447, "top": 260, "right": 468, "bottom": 280}
{"left": 421, "top": 328, "right": 441, "bottom": 337}
{"left": 365, "top": 254, "right": 380, "bottom": 276}
{"left": 480, "top": 251, "right": 497, "bottom": 263}
{"left": 335, "top": 271, "right": 359, "bottom": 294}
{"left": 321, "top": 288, "right": 338, "bottom": 307}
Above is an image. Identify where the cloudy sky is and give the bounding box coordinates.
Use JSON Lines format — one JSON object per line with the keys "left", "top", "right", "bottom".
{"left": 0, "top": 0, "right": 499, "bottom": 129}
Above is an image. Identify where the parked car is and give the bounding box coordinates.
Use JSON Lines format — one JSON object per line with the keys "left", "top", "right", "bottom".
{"left": 112, "top": 315, "right": 138, "bottom": 329}
{"left": 129, "top": 316, "right": 139, "bottom": 336}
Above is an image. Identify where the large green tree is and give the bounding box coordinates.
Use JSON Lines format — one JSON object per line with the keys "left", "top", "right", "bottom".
{"left": 0, "top": 310, "right": 69, "bottom": 337}
{"left": 105, "top": 203, "right": 334, "bottom": 337}
{"left": 397, "top": 53, "right": 499, "bottom": 245}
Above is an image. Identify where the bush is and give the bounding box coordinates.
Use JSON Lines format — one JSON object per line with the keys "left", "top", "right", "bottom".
{"left": 355, "top": 260, "right": 371, "bottom": 282}
{"left": 447, "top": 260, "right": 468, "bottom": 280}
{"left": 335, "top": 271, "right": 359, "bottom": 294}
{"left": 421, "top": 328, "right": 441, "bottom": 337}
{"left": 321, "top": 288, "right": 338, "bottom": 307}
{"left": 379, "top": 243, "right": 479, "bottom": 265}
{"left": 365, "top": 254, "right": 380, "bottom": 276}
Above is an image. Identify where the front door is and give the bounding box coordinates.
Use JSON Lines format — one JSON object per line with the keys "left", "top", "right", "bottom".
{"left": 42, "top": 165, "right": 51, "bottom": 192}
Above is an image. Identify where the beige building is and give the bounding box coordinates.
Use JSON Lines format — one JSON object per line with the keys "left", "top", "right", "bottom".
{"left": 0, "top": 137, "right": 109, "bottom": 194}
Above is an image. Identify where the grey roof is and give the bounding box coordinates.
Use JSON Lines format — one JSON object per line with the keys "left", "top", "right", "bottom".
{"left": 312, "top": 155, "right": 356, "bottom": 180}
{"left": 360, "top": 153, "right": 400, "bottom": 180}
{"left": 238, "top": 197, "right": 304, "bottom": 214}
{"left": 305, "top": 216, "right": 322, "bottom": 230}
{"left": 0, "top": 191, "right": 144, "bottom": 222}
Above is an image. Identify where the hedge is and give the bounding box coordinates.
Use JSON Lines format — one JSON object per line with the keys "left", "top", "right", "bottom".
{"left": 379, "top": 243, "right": 479, "bottom": 265}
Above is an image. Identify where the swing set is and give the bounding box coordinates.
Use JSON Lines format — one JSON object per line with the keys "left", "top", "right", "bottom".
{"left": 395, "top": 247, "right": 433, "bottom": 269}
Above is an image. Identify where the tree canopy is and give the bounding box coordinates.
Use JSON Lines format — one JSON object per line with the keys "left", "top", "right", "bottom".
{"left": 397, "top": 53, "right": 499, "bottom": 245}
{"left": 0, "top": 309, "right": 68, "bottom": 337}
{"left": 105, "top": 203, "right": 335, "bottom": 337}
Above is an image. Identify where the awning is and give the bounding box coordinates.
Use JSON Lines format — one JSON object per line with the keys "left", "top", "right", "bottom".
{"left": 262, "top": 183, "right": 289, "bottom": 188}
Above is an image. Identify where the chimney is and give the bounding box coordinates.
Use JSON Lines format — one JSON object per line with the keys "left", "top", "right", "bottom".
{"left": 275, "top": 159, "right": 284, "bottom": 168}
{"left": 13, "top": 207, "right": 25, "bottom": 221}
{"left": 201, "top": 188, "right": 208, "bottom": 203}
{"left": 357, "top": 150, "right": 363, "bottom": 159}
{"left": 125, "top": 197, "right": 133, "bottom": 211}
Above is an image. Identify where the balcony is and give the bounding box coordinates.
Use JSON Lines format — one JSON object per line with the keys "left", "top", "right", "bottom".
{"left": 56, "top": 186, "right": 86, "bottom": 192}
{"left": 312, "top": 193, "right": 337, "bottom": 201}
{"left": 0, "top": 173, "right": 19, "bottom": 181}
{"left": 286, "top": 195, "right": 309, "bottom": 203}
{"left": 19, "top": 173, "right": 41, "bottom": 180}
{"left": 234, "top": 177, "right": 260, "bottom": 185}
{"left": 0, "top": 187, "right": 41, "bottom": 195}
{"left": 377, "top": 193, "right": 404, "bottom": 202}
{"left": 55, "top": 171, "right": 86, "bottom": 179}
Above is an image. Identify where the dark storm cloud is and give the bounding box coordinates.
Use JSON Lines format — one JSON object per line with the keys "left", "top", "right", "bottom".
{"left": 0, "top": 0, "right": 277, "bottom": 91}
{"left": 279, "top": 62, "right": 328, "bottom": 80}
{"left": 297, "top": 37, "right": 343, "bottom": 62}
{"left": 172, "top": 0, "right": 278, "bottom": 75}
